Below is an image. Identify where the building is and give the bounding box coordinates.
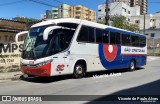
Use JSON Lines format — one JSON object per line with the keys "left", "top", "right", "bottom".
{"left": 41, "top": 4, "right": 96, "bottom": 22}
{"left": 52, "top": 8, "right": 59, "bottom": 19}
{"left": 59, "top": 4, "right": 70, "bottom": 18}
{"left": 41, "top": 8, "right": 59, "bottom": 19}
{"left": 0, "top": 18, "right": 27, "bottom": 72}
{"left": 129, "top": 12, "right": 160, "bottom": 38}
{"left": 98, "top": 2, "right": 140, "bottom": 21}
{"left": 46, "top": 10, "right": 53, "bottom": 19}
{"left": 112, "top": 0, "right": 147, "bottom": 14}
{"left": 129, "top": 12, "right": 160, "bottom": 55}
{"left": 40, "top": 13, "right": 46, "bottom": 20}
{"left": 69, "top": 5, "right": 96, "bottom": 21}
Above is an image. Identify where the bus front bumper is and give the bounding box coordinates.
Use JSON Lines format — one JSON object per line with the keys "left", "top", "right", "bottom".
{"left": 21, "top": 63, "right": 51, "bottom": 77}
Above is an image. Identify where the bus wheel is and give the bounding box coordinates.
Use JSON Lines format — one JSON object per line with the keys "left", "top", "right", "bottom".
{"left": 73, "top": 63, "right": 85, "bottom": 78}
{"left": 129, "top": 60, "right": 136, "bottom": 71}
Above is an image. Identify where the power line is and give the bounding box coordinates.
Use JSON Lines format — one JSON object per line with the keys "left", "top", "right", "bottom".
{"left": 28, "top": 0, "right": 56, "bottom": 7}
{"left": 0, "top": 0, "right": 26, "bottom": 7}
{"left": 53, "top": 0, "right": 63, "bottom": 4}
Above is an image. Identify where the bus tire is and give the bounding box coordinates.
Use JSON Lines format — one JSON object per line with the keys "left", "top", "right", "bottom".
{"left": 73, "top": 63, "right": 86, "bottom": 78}
{"left": 129, "top": 60, "right": 136, "bottom": 71}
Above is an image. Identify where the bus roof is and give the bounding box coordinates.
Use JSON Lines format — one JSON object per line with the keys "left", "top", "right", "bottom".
{"left": 31, "top": 18, "right": 144, "bottom": 36}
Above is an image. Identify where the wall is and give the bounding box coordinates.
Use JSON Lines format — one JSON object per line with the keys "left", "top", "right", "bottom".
{"left": 0, "top": 31, "right": 26, "bottom": 73}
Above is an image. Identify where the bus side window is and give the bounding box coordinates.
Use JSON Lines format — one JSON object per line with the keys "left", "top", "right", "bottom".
{"left": 110, "top": 32, "right": 120, "bottom": 44}
{"left": 110, "top": 31, "right": 116, "bottom": 44}
{"left": 131, "top": 35, "right": 139, "bottom": 47}
{"left": 96, "top": 28, "right": 103, "bottom": 43}
{"left": 116, "top": 32, "right": 121, "bottom": 44}
{"left": 139, "top": 37, "right": 146, "bottom": 47}
{"left": 88, "top": 27, "right": 95, "bottom": 43}
{"left": 103, "top": 30, "right": 109, "bottom": 44}
{"left": 77, "top": 26, "right": 89, "bottom": 42}
{"left": 122, "top": 34, "right": 131, "bottom": 46}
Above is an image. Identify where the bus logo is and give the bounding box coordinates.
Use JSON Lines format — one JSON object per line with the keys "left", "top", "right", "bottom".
{"left": 29, "top": 61, "right": 34, "bottom": 65}
{"left": 103, "top": 44, "right": 118, "bottom": 62}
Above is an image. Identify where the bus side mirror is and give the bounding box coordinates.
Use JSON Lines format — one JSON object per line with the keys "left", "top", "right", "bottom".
{"left": 15, "top": 31, "right": 28, "bottom": 43}
{"left": 43, "top": 26, "right": 62, "bottom": 41}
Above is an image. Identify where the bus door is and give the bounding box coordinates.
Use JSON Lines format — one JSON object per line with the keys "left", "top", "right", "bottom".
{"left": 47, "top": 30, "right": 66, "bottom": 74}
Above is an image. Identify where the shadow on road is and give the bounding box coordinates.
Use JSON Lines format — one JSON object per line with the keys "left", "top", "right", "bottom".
{"left": 85, "top": 79, "right": 160, "bottom": 104}
{"left": 19, "top": 67, "right": 144, "bottom": 83}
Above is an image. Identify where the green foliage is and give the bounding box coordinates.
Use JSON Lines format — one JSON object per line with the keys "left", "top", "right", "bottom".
{"left": 110, "top": 15, "right": 139, "bottom": 33}
{"left": 97, "top": 20, "right": 105, "bottom": 25}
{"left": 13, "top": 17, "right": 39, "bottom": 23}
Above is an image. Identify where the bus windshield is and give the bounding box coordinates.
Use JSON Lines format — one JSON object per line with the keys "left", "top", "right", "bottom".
{"left": 22, "top": 26, "right": 75, "bottom": 59}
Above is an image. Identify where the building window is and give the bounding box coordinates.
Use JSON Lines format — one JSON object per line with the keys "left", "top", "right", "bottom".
{"left": 75, "top": 16, "right": 80, "bottom": 19}
{"left": 98, "top": 9, "right": 101, "bottom": 12}
{"left": 105, "top": 9, "right": 110, "bottom": 12}
{"left": 76, "top": 12, "right": 81, "bottom": 14}
{"left": 145, "top": 33, "right": 148, "bottom": 35}
{"left": 128, "top": 18, "right": 130, "bottom": 21}
{"left": 150, "top": 33, "right": 155, "bottom": 37}
{"left": 128, "top": 11, "right": 130, "bottom": 14}
{"left": 135, "top": 20, "right": 140, "bottom": 24}
{"left": 122, "top": 7, "right": 126, "bottom": 12}
{"left": 76, "top": 7, "right": 80, "bottom": 10}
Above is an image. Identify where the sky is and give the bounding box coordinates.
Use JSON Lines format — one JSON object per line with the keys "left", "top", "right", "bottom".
{"left": 0, "top": 0, "right": 160, "bottom": 19}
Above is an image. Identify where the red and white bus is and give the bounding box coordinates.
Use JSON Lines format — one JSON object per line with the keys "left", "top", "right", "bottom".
{"left": 15, "top": 18, "right": 147, "bottom": 78}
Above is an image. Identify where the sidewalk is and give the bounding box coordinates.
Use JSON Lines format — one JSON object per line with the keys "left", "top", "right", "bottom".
{"left": 0, "top": 71, "right": 23, "bottom": 81}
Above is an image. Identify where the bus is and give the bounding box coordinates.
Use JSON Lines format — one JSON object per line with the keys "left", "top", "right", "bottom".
{"left": 15, "top": 18, "right": 147, "bottom": 78}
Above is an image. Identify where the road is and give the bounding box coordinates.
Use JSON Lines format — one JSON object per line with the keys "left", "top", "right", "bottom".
{"left": 0, "top": 56, "right": 160, "bottom": 104}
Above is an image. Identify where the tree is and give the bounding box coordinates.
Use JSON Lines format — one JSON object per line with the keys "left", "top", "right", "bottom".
{"left": 13, "top": 17, "right": 41, "bottom": 29}
{"left": 109, "top": 15, "right": 139, "bottom": 33}
{"left": 13, "top": 17, "right": 39, "bottom": 23}
{"left": 97, "top": 20, "right": 105, "bottom": 25}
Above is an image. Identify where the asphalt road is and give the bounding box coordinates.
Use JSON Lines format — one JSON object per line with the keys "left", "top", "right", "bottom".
{"left": 0, "top": 56, "right": 160, "bottom": 104}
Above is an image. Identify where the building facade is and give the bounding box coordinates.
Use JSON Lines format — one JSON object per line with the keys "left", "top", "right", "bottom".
{"left": 128, "top": 12, "right": 160, "bottom": 55}
{"left": 98, "top": 2, "right": 140, "bottom": 21}
{"left": 129, "top": 12, "right": 160, "bottom": 38}
{"left": 0, "top": 19, "right": 27, "bottom": 73}
{"left": 69, "top": 5, "right": 96, "bottom": 21}
{"left": 59, "top": 4, "right": 70, "bottom": 18}
{"left": 112, "top": 0, "right": 147, "bottom": 14}
{"left": 41, "top": 4, "right": 96, "bottom": 22}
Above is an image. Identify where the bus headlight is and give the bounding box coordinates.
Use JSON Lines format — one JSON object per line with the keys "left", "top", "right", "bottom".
{"left": 37, "top": 59, "right": 52, "bottom": 67}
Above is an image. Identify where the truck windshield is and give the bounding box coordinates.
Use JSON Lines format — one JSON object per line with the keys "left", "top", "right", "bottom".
{"left": 22, "top": 26, "right": 75, "bottom": 59}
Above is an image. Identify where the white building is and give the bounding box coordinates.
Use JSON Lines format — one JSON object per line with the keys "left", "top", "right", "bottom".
{"left": 98, "top": 2, "right": 140, "bottom": 21}
{"left": 112, "top": 0, "right": 147, "bottom": 15}
{"left": 40, "top": 13, "right": 46, "bottom": 20}
{"left": 58, "top": 4, "right": 70, "bottom": 18}
{"left": 130, "top": 12, "right": 160, "bottom": 38}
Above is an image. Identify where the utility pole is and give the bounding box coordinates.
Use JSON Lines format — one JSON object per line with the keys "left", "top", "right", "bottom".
{"left": 143, "top": 13, "right": 145, "bottom": 35}
{"left": 105, "top": 0, "right": 109, "bottom": 25}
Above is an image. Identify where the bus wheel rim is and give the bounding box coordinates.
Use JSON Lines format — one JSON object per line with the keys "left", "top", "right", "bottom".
{"left": 131, "top": 62, "right": 134, "bottom": 70}
{"left": 76, "top": 66, "right": 83, "bottom": 74}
